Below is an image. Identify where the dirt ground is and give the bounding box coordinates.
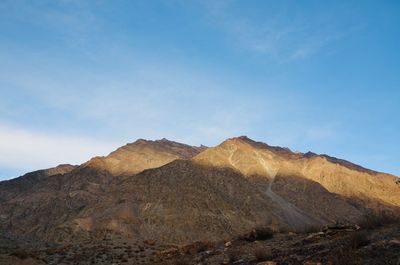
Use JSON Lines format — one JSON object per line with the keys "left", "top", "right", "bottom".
{"left": 1, "top": 224, "right": 399, "bottom": 265}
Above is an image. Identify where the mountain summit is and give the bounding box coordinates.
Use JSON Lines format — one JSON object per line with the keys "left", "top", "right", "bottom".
{"left": 81, "top": 138, "right": 205, "bottom": 176}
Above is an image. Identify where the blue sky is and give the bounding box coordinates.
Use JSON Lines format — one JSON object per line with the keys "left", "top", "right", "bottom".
{"left": 0, "top": 0, "right": 399, "bottom": 179}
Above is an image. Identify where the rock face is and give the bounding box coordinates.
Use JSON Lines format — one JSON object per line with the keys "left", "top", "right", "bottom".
{"left": 0, "top": 136, "right": 399, "bottom": 246}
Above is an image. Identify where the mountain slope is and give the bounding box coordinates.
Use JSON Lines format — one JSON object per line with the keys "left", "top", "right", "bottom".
{"left": 193, "top": 136, "right": 399, "bottom": 227}
{"left": 0, "top": 164, "right": 76, "bottom": 202}
{"left": 193, "top": 136, "right": 400, "bottom": 209}
{"left": 57, "top": 160, "right": 286, "bottom": 244}
{"left": 0, "top": 139, "right": 206, "bottom": 242}
{"left": 0, "top": 160, "right": 287, "bottom": 244}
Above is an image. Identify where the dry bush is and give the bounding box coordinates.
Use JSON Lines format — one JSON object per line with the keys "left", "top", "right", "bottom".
{"left": 180, "top": 241, "right": 215, "bottom": 255}
{"left": 158, "top": 256, "right": 191, "bottom": 265}
{"left": 254, "top": 246, "right": 272, "bottom": 262}
{"left": 329, "top": 247, "right": 361, "bottom": 265}
{"left": 359, "top": 211, "right": 397, "bottom": 229}
{"left": 10, "top": 249, "right": 30, "bottom": 260}
{"left": 349, "top": 231, "right": 370, "bottom": 249}
{"left": 174, "top": 257, "right": 191, "bottom": 265}
{"left": 240, "top": 227, "right": 274, "bottom": 241}
{"left": 255, "top": 227, "right": 274, "bottom": 240}
{"left": 298, "top": 225, "right": 322, "bottom": 234}
{"left": 228, "top": 248, "right": 243, "bottom": 262}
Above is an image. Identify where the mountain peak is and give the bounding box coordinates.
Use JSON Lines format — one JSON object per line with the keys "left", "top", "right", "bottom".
{"left": 231, "top": 135, "right": 252, "bottom": 140}
{"left": 222, "top": 136, "right": 297, "bottom": 159}
{"left": 130, "top": 137, "right": 194, "bottom": 147}
{"left": 82, "top": 138, "right": 204, "bottom": 176}
{"left": 225, "top": 135, "right": 254, "bottom": 143}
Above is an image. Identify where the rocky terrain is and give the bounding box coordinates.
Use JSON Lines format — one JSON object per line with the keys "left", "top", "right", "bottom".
{"left": 0, "top": 136, "right": 399, "bottom": 264}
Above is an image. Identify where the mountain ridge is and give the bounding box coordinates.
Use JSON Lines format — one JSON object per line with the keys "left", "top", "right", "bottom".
{"left": 193, "top": 136, "right": 400, "bottom": 210}
{"left": 79, "top": 138, "right": 206, "bottom": 176}
{"left": 0, "top": 136, "right": 398, "bottom": 248}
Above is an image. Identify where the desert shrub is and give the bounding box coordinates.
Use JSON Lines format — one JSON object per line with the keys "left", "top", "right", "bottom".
{"left": 255, "top": 227, "right": 274, "bottom": 240}
{"left": 174, "top": 257, "right": 191, "bottom": 265}
{"left": 359, "top": 211, "right": 397, "bottom": 229}
{"left": 329, "top": 247, "right": 361, "bottom": 265}
{"left": 349, "top": 231, "right": 370, "bottom": 249}
{"left": 159, "top": 256, "right": 191, "bottom": 265}
{"left": 44, "top": 248, "right": 56, "bottom": 255}
{"left": 254, "top": 246, "right": 272, "bottom": 262}
{"left": 240, "top": 227, "right": 274, "bottom": 241}
{"left": 196, "top": 241, "right": 215, "bottom": 252}
{"left": 180, "top": 241, "right": 215, "bottom": 255}
{"left": 10, "top": 250, "right": 30, "bottom": 259}
{"left": 297, "top": 225, "right": 322, "bottom": 234}
{"left": 71, "top": 252, "right": 86, "bottom": 262}
{"left": 228, "top": 248, "right": 243, "bottom": 262}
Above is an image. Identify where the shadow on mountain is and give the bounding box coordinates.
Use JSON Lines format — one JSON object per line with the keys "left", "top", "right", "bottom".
{"left": 1, "top": 159, "right": 399, "bottom": 248}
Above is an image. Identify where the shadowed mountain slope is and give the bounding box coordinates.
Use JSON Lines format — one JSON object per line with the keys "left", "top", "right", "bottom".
{"left": 0, "top": 161, "right": 286, "bottom": 244}
{"left": 0, "top": 164, "right": 76, "bottom": 202}
{"left": 57, "top": 160, "right": 286, "bottom": 244}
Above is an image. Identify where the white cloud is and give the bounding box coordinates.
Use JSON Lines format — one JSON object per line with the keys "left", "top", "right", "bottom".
{"left": 0, "top": 124, "right": 118, "bottom": 174}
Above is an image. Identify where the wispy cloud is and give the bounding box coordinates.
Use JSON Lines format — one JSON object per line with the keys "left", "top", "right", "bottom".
{"left": 0, "top": 123, "right": 118, "bottom": 177}
{"left": 197, "top": 1, "right": 356, "bottom": 62}
{"left": 2, "top": 0, "right": 397, "bottom": 178}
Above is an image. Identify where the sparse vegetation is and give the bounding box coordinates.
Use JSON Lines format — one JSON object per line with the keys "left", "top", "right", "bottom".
{"left": 228, "top": 248, "right": 243, "bottom": 263}
{"left": 240, "top": 226, "right": 274, "bottom": 241}
{"left": 329, "top": 247, "right": 361, "bottom": 265}
{"left": 174, "top": 257, "right": 191, "bottom": 265}
{"left": 297, "top": 225, "right": 323, "bottom": 234}
{"left": 254, "top": 246, "right": 272, "bottom": 262}
{"left": 10, "top": 249, "right": 30, "bottom": 259}
{"left": 359, "top": 211, "right": 398, "bottom": 229}
{"left": 349, "top": 231, "right": 370, "bottom": 249}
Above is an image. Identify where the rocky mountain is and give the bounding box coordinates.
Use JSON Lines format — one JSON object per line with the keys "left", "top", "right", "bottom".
{"left": 0, "top": 136, "right": 399, "bottom": 264}
{"left": 194, "top": 136, "right": 400, "bottom": 215}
